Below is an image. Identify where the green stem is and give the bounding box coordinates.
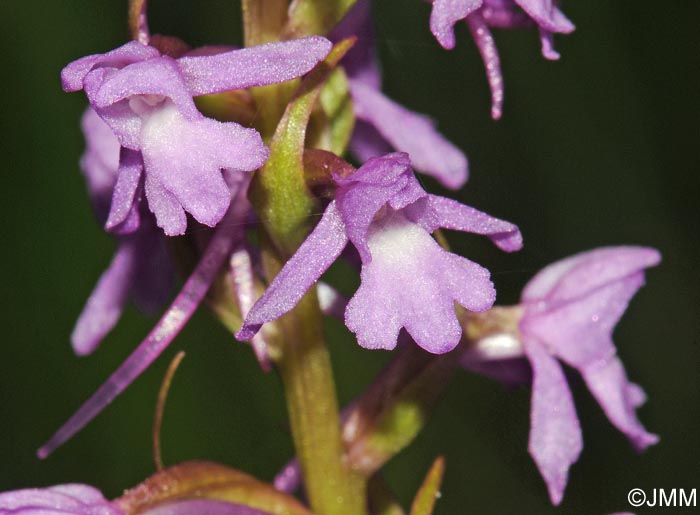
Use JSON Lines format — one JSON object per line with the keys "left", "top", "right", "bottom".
{"left": 262, "top": 244, "right": 367, "bottom": 515}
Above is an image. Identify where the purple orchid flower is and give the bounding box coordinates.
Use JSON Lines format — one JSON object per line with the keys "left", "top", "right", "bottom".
{"left": 429, "top": 0, "right": 575, "bottom": 119}
{"left": 0, "top": 484, "right": 122, "bottom": 515}
{"left": 237, "top": 152, "right": 521, "bottom": 353}
{"left": 62, "top": 37, "right": 332, "bottom": 236}
{"left": 0, "top": 485, "right": 285, "bottom": 515}
{"left": 461, "top": 247, "right": 660, "bottom": 504}
{"left": 332, "top": 0, "right": 469, "bottom": 190}
{"left": 520, "top": 246, "right": 660, "bottom": 504}
{"left": 72, "top": 108, "right": 173, "bottom": 356}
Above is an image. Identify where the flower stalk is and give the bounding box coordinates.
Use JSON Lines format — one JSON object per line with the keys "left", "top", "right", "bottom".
{"left": 247, "top": 37, "right": 367, "bottom": 515}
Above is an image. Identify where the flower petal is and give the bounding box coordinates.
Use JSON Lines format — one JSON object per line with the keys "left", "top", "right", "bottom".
{"left": 521, "top": 246, "right": 661, "bottom": 304}
{"left": 345, "top": 214, "right": 493, "bottom": 353}
{"left": 0, "top": 484, "right": 121, "bottom": 515}
{"left": 349, "top": 80, "right": 468, "bottom": 189}
{"left": 139, "top": 102, "right": 267, "bottom": 235}
{"left": 580, "top": 357, "right": 659, "bottom": 452}
{"left": 513, "top": 0, "right": 575, "bottom": 33}
{"left": 71, "top": 241, "right": 137, "bottom": 356}
{"left": 61, "top": 41, "right": 159, "bottom": 92}
{"left": 525, "top": 340, "right": 582, "bottom": 506}
{"left": 408, "top": 194, "right": 522, "bottom": 252}
{"left": 465, "top": 12, "right": 504, "bottom": 120}
{"left": 236, "top": 201, "right": 349, "bottom": 341}
{"left": 105, "top": 148, "right": 143, "bottom": 234}
{"left": 92, "top": 56, "right": 200, "bottom": 120}
{"left": 334, "top": 153, "right": 414, "bottom": 260}
{"left": 522, "top": 274, "right": 646, "bottom": 368}
{"left": 79, "top": 108, "right": 121, "bottom": 219}
{"left": 177, "top": 36, "right": 333, "bottom": 96}
{"left": 430, "top": 0, "right": 483, "bottom": 49}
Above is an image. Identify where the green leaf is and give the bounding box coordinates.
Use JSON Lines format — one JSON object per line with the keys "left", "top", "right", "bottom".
{"left": 409, "top": 457, "right": 446, "bottom": 515}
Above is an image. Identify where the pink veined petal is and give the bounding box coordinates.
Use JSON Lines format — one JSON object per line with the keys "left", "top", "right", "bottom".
{"left": 430, "top": 0, "right": 484, "bottom": 49}
{"left": 522, "top": 274, "right": 646, "bottom": 369}
{"left": 524, "top": 339, "right": 583, "bottom": 506}
{"left": 177, "top": 36, "right": 332, "bottom": 96}
{"left": 92, "top": 56, "right": 201, "bottom": 120}
{"left": 236, "top": 201, "right": 349, "bottom": 341}
{"left": 349, "top": 80, "right": 468, "bottom": 189}
{"left": 61, "top": 41, "right": 160, "bottom": 92}
{"left": 38, "top": 196, "right": 248, "bottom": 459}
{"left": 408, "top": 194, "right": 523, "bottom": 252}
{"left": 230, "top": 247, "right": 271, "bottom": 371}
{"left": 141, "top": 499, "right": 275, "bottom": 515}
{"left": 105, "top": 148, "right": 143, "bottom": 234}
{"left": 580, "top": 356, "right": 659, "bottom": 452}
{"left": 513, "top": 0, "right": 575, "bottom": 33}
{"left": 466, "top": 12, "right": 504, "bottom": 120}
{"left": 70, "top": 241, "right": 138, "bottom": 356}
{"left": 521, "top": 246, "right": 661, "bottom": 304}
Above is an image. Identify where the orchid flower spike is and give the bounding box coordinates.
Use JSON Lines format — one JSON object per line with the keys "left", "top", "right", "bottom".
{"left": 62, "top": 36, "right": 332, "bottom": 236}
{"left": 331, "top": 0, "right": 468, "bottom": 189}
{"left": 429, "top": 0, "right": 575, "bottom": 118}
{"left": 237, "top": 152, "right": 521, "bottom": 354}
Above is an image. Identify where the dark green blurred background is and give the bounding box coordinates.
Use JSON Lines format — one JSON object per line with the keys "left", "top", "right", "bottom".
{"left": 2, "top": 1, "right": 698, "bottom": 514}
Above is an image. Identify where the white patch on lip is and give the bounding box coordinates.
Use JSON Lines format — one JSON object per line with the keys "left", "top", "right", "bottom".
{"left": 366, "top": 212, "right": 434, "bottom": 266}
{"left": 140, "top": 101, "right": 182, "bottom": 152}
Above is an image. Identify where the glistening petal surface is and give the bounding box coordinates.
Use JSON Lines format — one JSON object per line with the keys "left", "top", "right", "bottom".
{"left": 236, "top": 202, "right": 349, "bottom": 341}
{"left": 177, "top": 36, "right": 333, "bottom": 96}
